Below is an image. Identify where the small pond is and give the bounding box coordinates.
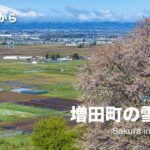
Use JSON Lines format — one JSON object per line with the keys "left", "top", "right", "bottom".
{"left": 11, "top": 88, "right": 48, "bottom": 95}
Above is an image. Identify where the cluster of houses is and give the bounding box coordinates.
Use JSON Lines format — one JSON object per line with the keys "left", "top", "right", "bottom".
{"left": 2, "top": 55, "right": 82, "bottom": 64}
{"left": 0, "top": 30, "right": 118, "bottom": 46}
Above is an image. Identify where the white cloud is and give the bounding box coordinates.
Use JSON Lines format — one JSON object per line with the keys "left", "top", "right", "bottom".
{"left": 0, "top": 5, "right": 44, "bottom": 17}
{"left": 64, "top": 7, "right": 150, "bottom": 22}
{"left": 65, "top": 7, "right": 119, "bottom": 21}
{"left": 0, "top": 4, "right": 148, "bottom": 22}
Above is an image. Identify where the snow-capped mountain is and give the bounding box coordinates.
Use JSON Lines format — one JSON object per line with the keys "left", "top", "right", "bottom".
{"left": 0, "top": 4, "right": 43, "bottom": 17}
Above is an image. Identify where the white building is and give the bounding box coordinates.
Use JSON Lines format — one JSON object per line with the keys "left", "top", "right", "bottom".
{"left": 58, "top": 57, "right": 72, "bottom": 61}
{"left": 3, "top": 56, "right": 32, "bottom": 60}
{"left": 0, "top": 34, "right": 12, "bottom": 38}
{"left": 65, "top": 43, "right": 77, "bottom": 46}
{"left": 32, "top": 61, "right": 38, "bottom": 64}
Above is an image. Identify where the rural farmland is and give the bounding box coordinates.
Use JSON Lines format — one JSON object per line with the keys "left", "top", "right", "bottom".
{"left": 0, "top": 57, "right": 84, "bottom": 149}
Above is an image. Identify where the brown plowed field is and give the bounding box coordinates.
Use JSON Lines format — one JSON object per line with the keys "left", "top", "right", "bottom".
{"left": 0, "top": 92, "right": 49, "bottom": 103}
{"left": 0, "top": 92, "right": 81, "bottom": 131}
{"left": 17, "top": 97, "right": 82, "bottom": 111}
{"left": 0, "top": 116, "right": 77, "bottom": 131}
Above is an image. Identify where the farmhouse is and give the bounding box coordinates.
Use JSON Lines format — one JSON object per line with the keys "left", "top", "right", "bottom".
{"left": 58, "top": 56, "right": 72, "bottom": 61}
{"left": 3, "top": 56, "right": 33, "bottom": 60}
{"left": 31, "top": 61, "right": 38, "bottom": 64}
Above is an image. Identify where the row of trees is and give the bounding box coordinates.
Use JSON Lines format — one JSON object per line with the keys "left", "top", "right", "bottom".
{"left": 45, "top": 53, "right": 80, "bottom": 60}
{"left": 78, "top": 41, "right": 97, "bottom": 48}
{"left": 45, "top": 53, "right": 60, "bottom": 60}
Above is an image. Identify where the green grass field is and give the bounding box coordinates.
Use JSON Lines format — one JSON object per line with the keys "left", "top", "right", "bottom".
{"left": 0, "top": 103, "right": 63, "bottom": 123}
{"left": 0, "top": 59, "right": 84, "bottom": 148}
{"left": 0, "top": 135, "right": 33, "bottom": 150}
{"left": 0, "top": 60, "right": 85, "bottom": 99}
{"left": 0, "top": 59, "right": 83, "bottom": 124}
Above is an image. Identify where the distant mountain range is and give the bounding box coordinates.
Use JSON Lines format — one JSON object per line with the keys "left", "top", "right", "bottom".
{"left": 0, "top": 22, "right": 135, "bottom": 31}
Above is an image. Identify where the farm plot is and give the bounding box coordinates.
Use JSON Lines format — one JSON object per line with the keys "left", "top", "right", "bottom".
{"left": 0, "top": 92, "right": 49, "bottom": 103}
{"left": 0, "top": 81, "right": 39, "bottom": 89}
{"left": 17, "top": 97, "right": 82, "bottom": 111}
{"left": 0, "top": 92, "right": 81, "bottom": 111}
{"left": 0, "top": 60, "right": 83, "bottom": 99}
{"left": 0, "top": 117, "right": 40, "bottom": 131}
{"left": 0, "top": 116, "right": 77, "bottom": 133}
{"left": 0, "top": 103, "right": 62, "bottom": 124}
{"left": 0, "top": 102, "right": 76, "bottom": 132}
{"left": 0, "top": 108, "right": 34, "bottom": 123}
{"left": 0, "top": 45, "right": 97, "bottom": 57}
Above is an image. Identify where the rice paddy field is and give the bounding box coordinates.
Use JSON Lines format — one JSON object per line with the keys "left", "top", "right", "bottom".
{"left": 0, "top": 59, "right": 84, "bottom": 99}
{"left": 0, "top": 58, "right": 84, "bottom": 148}
{"left": 0, "top": 44, "right": 97, "bottom": 57}
{"left": 0, "top": 103, "right": 63, "bottom": 123}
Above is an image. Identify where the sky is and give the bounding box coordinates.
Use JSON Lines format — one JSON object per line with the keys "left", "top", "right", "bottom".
{"left": 0, "top": 0, "right": 150, "bottom": 22}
